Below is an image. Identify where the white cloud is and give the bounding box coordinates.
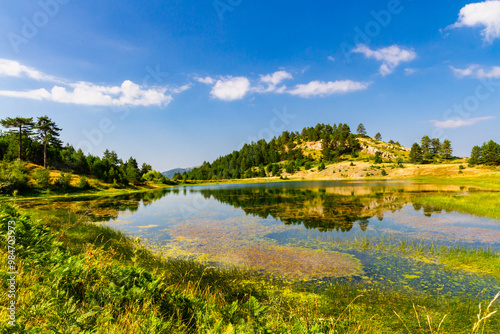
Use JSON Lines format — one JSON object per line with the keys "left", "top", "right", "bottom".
{"left": 195, "top": 76, "right": 215, "bottom": 84}
{"left": 431, "top": 116, "right": 495, "bottom": 128}
{"left": 404, "top": 68, "right": 418, "bottom": 75}
{"left": 451, "top": 64, "right": 500, "bottom": 78}
{"left": 199, "top": 70, "right": 368, "bottom": 100}
{"left": 288, "top": 80, "right": 370, "bottom": 98}
{"left": 0, "top": 80, "right": 174, "bottom": 107}
{"left": 328, "top": 56, "right": 335, "bottom": 62}
{"left": 0, "top": 58, "right": 65, "bottom": 83}
{"left": 0, "top": 59, "right": 185, "bottom": 107}
{"left": 170, "top": 84, "right": 191, "bottom": 94}
{"left": 255, "top": 71, "right": 293, "bottom": 93}
{"left": 353, "top": 44, "right": 417, "bottom": 76}
{"left": 0, "top": 88, "right": 51, "bottom": 100}
{"left": 210, "top": 76, "right": 251, "bottom": 101}
{"left": 260, "top": 71, "right": 293, "bottom": 86}
{"left": 450, "top": 0, "right": 500, "bottom": 43}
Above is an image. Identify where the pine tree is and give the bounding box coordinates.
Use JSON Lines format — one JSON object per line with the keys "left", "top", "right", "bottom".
{"left": 482, "top": 140, "right": 500, "bottom": 166}
{"left": 421, "top": 136, "right": 431, "bottom": 154}
{"left": 0, "top": 117, "right": 35, "bottom": 160}
{"left": 409, "top": 143, "right": 423, "bottom": 164}
{"left": 431, "top": 138, "right": 441, "bottom": 154}
{"left": 375, "top": 132, "right": 382, "bottom": 141}
{"left": 357, "top": 123, "right": 367, "bottom": 136}
{"left": 34, "top": 116, "right": 62, "bottom": 168}
{"left": 440, "top": 139, "right": 453, "bottom": 159}
{"left": 469, "top": 145, "right": 481, "bottom": 165}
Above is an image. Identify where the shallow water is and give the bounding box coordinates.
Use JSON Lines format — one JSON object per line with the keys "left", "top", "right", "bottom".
{"left": 18, "top": 181, "right": 500, "bottom": 297}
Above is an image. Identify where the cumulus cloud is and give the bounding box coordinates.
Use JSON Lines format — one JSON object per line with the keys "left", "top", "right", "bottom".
{"left": 0, "top": 59, "right": 185, "bottom": 107}
{"left": 451, "top": 64, "right": 500, "bottom": 78}
{"left": 199, "top": 70, "right": 370, "bottom": 100}
{"left": 195, "top": 76, "right": 215, "bottom": 84}
{"left": 260, "top": 71, "right": 293, "bottom": 85}
{"left": 0, "top": 80, "right": 174, "bottom": 107}
{"left": 0, "top": 58, "right": 65, "bottom": 83}
{"left": 255, "top": 71, "right": 293, "bottom": 93}
{"left": 287, "top": 80, "right": 370, "bottom": 98}
{"left": 210, "top": 76, "right": 251, "bottom": 101}
{"left": 450, "top": 0, "right": 500, "bottom": 43}
{"left": 431, "top": 116, "right": 495, "bottom": 128}
{"left": 353, "top": 44, "right": 417, "bottom": 76}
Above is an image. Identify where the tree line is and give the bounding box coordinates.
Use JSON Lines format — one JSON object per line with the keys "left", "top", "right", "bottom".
{"left": 188, "top": 123, "right": 367, "bottom": 181}
{"left": 408, "top": 136, "right": 453, "bottom": 163}
{"left": 0, "top": 116, "right": 169, "bottom": 193}
{"left": 469, "top": 140, "right": 500, "bottom": 166}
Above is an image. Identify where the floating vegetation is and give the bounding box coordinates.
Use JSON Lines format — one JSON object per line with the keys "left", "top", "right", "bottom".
{"left": 163, "top": 216, "right": 362, "bottom": 279}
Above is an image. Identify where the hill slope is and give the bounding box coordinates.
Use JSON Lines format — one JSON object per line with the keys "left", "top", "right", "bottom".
{"left": 187, "top": 123, "right": 417, "bottom": 181}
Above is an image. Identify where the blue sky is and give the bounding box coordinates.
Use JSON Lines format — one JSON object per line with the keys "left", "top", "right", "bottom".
{"left": 1, "top": 0, "right": 499, "bottom": 171}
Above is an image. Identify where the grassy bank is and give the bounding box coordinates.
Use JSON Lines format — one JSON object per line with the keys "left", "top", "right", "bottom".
{"left": 413, "top": 192, "right": 500, "bottom": 221}
{"left": 1, "top": 205, "right": 499, "bottom": 333}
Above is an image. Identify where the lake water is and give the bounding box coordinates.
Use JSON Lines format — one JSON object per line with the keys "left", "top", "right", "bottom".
{"left": 19, "top": 181, "right": 500, "bottom": 298}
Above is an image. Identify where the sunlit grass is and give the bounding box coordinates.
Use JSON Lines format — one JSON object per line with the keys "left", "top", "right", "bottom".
{"left": 413, "top": 192, "right": 500, "bottom": 220}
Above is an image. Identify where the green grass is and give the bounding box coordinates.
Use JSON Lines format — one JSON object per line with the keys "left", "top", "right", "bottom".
{"left": 413, "top": 192, "right": 500, "bottom": 221}
{"left": 1, "top": 204, "right": 500, "bottom": 333}
{"left": 414, "top": 171, "right": 500, "bottom": 190}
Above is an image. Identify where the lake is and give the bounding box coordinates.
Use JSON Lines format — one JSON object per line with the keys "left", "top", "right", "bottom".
{"left": 19, "top": 181, "right": 500, "bottom": 299}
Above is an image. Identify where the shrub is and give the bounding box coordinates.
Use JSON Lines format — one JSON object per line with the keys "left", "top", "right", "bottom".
{"left": 381, "top": 169, "right": 388, "bottom": 176}
{"left": 78, "top": 176, "right": 90, "bottom": 189}
{"left": 55, "top": 172, "right": 72, "bottom": 189}
{"left": 0, "top": 159, "right": 30, "bottom": 193}
{"left": 459, "top": 165, "right": 465, "bottom": 170}
{"left": 32, "top": 168, "right": 51, "bottom": 188}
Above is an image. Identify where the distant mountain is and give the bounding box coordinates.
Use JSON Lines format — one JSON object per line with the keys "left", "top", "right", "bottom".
{"left": 162, "top": 167, "right": 195, "bottom": 179}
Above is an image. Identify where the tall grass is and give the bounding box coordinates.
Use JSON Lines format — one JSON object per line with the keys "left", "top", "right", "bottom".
{"left": 413, "top": 192, "right": 500, "bottom": 220}
{"left": 1, "top": 204, "right": 499, "bottom": 333}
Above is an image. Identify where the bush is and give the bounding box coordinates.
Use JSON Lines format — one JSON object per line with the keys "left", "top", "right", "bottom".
{"left": 459, "top": 165, "right": 465, "bottom": 170}
{"left": 0, "top": 159, "right": 30, "bottom": 193}
{"left": 304, "top": 161, "right": 312, "bottom": 170}
{"left": 32, "top": 168, "right": 51, "bottom": 188}
{"left": 381, "top": 169, "right": 388, "bottom": 176}
{"left": 318, "top": 162, "right": 326, "bottom": 171}
{"left": 78, "top": 176, "right": 90, "bottom": 189}
{"left": 55, "top": 172, "right": 72, "bottom": 189}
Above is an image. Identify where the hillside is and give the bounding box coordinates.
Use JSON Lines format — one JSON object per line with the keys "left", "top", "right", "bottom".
{"left": 186, "top": 122, "right": 462, "bottom": 181}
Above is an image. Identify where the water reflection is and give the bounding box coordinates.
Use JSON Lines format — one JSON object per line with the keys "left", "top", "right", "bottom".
{"left": 14, "top": 181, "right": 500, "bottom": 294}
{"left": 17, "top": 188, "right": 171, "bottom": 222}
{"left": 196, "top": 182, "right": 464, "bottom": 233}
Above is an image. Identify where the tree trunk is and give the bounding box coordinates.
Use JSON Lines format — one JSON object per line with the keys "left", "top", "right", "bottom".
{"left": 18, "top": 125, "right": 22, "bottom": 160}
{"left": 44, "top": 142, "right": 47, "bottom": 169}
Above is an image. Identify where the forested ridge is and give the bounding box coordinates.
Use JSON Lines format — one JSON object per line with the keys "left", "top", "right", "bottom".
{"left": 188, "top": 122, "right": 500, "bottom": 181}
